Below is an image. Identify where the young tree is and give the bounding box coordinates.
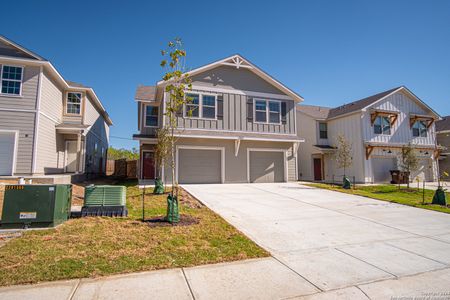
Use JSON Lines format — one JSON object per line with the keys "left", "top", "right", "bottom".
{"left": 398, "top": 143, "right": 419, "bottom": 189}
{"left": 155, "top": 38, "right": 192, "bottom": 222}
{"left": 335, "top": 134, "right": 353, "bottom": 179}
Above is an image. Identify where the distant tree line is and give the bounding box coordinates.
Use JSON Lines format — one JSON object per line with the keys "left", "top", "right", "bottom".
{"left": 107, "top": 146, "right": 139, "bottom": 160}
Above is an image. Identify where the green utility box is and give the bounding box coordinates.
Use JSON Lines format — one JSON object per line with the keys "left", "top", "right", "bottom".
{"left": 0, "top": 184, "right": 72, "bottom": 229}
{"left": 81, "top": 185, "right": 127, "bottom": 217}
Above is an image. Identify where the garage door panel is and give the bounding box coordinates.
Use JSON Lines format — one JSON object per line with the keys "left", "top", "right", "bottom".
{"left": 411, "top": 159, "right": 432, "bottom": 182}
{"left": 372, "top": 157, "right": 397, "bottom": 183}
{"left": 250, "top": 151, "right": 284, "bottom": 183}
{"left": 0, "top": 132, "right": 15, "bottom": 175}
{"left": 178, "top": 149, "right": 221, "bottom": 184}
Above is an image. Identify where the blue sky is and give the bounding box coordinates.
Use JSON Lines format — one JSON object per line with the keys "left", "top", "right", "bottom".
{"left": 4, "top": 0, "right": 450, "bottom": 149}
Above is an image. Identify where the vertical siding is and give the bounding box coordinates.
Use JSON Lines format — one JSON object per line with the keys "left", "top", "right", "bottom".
{"left": 0, "top": 64, "right": 40, "bottom": 110}
{"left": 0, "top": 111, "right": 35, "bottom": 174}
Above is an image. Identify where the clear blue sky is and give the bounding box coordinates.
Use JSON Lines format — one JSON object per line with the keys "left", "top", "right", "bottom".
{"left": 4, "top": 0, "right": 450, "bottom": 149}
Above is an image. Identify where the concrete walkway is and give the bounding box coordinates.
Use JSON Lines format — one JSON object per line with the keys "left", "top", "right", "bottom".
{"left": 1, "top": 182, "right": 450, "bottom": 299}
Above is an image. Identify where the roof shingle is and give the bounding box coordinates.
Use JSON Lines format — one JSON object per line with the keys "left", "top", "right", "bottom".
{"left": 436, "top": 116, "right": 450, "bottom": 132}
{"left": 135, "top": 85, "right": 156, "bottom": 101}
{"left": 296, "top": 105, "right": 331, "bottom": 119}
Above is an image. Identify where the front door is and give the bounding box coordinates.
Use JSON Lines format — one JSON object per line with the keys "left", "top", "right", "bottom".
{"left": 65, "top": 141, "right": 78, "bottom": 173}
{"left": 313, "top": 158, "right": 322, "bottom": 181}
{"left": 142, "top": 151, "right": 155, "bottom": 179}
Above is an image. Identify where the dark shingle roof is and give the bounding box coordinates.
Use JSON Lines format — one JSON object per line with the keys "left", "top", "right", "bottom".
{"left": 297, "top": 105, "right": 331, "bottom": 119}
{"left": 135, "top": 85, "right": 156, "bottom": 101}
{"left": 67, "top": 80, "right": 89, "bottom": 88}
{"left": 327, "top": 87, "right": 402, "bottom": 119}
{"left": 436, "top": 116, "right": 450, "bottom": 132}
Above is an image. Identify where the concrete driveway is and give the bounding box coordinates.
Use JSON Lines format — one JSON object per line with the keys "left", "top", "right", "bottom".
{"left": 183, "top": 183, "right": 450, "bottom": 299}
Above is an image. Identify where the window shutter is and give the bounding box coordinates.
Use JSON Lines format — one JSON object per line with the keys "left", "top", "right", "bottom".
{"left": 217, "top": 95, "right": 224, "bottom": 120}
{"left": 281, "top": 102, "right": 287, "bottom": 124}
{"left": 247, "top": 97, "right": 253, "bottom": 121}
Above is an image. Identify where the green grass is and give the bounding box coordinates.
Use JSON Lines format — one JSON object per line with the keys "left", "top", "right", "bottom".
{"left": 0, "top": 180, "right": 268, "bottom": 286}
{"left": 306, "top": 183, "right": 450, "bottom": 214}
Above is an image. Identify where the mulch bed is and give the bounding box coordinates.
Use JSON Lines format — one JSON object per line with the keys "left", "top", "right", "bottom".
{"left": 144, "top": 214, "right": 199, "bottom": 227}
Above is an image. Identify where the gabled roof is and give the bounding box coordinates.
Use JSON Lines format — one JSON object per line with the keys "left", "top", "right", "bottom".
{"left": 135, "top": 85, "right": 156, "bottom": 101}
{"left": 67, "top": 80, "right": 89, "bottom": 88}
{"left": 0, "top": 35, "right": 46, "bottom": 61}
{"left": 157, "top": 54, "right": 303, "bottom": 102}
{"left": 436, "top": 116, "right": 450, "bottom": 132}
{"left": 327, "top": 86, "right": 440, "bottom": 120}
{"left": 297, "top": 104, "right": 331, "bottom": 120}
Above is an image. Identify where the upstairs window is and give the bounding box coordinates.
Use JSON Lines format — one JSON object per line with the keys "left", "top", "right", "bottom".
{"left": 255, "top": 99, "right": 281, "bottom": 124}
{"left": 185, "top": 93, "right": 216, "bottom": 119}
{"left": 319, "top": 122, "right": 328, "bottom": 139}
{"left": 374, "top": 116, "right": 391, "bottom": 135}
{"left": 412, "top": 120, "right": 427, "bottom": 137}
{"left": 66, "top": 92, "right": 82, "bottom": 115}
{"left": 145, "top": 105, "right": 159, "bottom": 127}
{"left": 1, "top": 65, "right": 23, "bottom": 95}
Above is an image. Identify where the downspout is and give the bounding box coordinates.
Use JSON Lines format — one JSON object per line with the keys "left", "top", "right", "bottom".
{"left": 31, "top": 66, "right": 43, "bottom": 174}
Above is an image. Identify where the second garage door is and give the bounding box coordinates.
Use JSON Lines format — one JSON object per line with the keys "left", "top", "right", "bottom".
{"left": 178, "top": 148, "right": 222, "bottom": 184}
{"left": 249, "top": 151, "right": 285, "bottom": 183}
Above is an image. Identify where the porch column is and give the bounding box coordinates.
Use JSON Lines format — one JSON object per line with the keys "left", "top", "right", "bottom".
{"left": 76, "top": 133, "right": 82, "bottom": 173}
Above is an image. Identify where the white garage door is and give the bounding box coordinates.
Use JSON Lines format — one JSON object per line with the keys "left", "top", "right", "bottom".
{"left": 249, "top": 151, "right": 285, "bottom": 183}
{"left": 178, "top": 148, "right": 222, "bottom": 184}
{"left": 372, "top": 157, "right": 397, "bottom": 183}
{"left": 0, "top": 132, "right": 16, "bottom": 175}
{"left": 411, "top": 159, "right": 433, "bottom": 182}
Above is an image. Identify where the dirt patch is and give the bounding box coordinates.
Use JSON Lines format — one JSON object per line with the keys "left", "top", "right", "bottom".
{"left": 178, "top": 188, "right": 204, "bottom": 209}
{"left": 144, "top": 214, "right": 199, "bottom": 227}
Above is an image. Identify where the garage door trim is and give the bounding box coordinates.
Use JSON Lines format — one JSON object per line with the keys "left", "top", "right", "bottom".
{"left": 247, "top": 148, "right": 287, "bottom": 183}
{"left": 176, "top": 145, "right": 225, "bottom": 183}
{"left": 0, "top": 130, "right": 19, "bottom": 176}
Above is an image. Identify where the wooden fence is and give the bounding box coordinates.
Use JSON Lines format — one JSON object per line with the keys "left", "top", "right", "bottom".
{"left": 106, "top": 159, "right": 137, "bottom": 178}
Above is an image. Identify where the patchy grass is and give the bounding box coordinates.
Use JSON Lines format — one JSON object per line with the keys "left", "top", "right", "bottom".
{"left": 307, "top": 183, "right": 450, "bottom": 214}
{"left": 0, "top": 180, "right": 268, "bottom": 286}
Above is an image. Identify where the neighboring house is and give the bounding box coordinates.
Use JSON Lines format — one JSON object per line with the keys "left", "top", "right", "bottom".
{"left": 436, "top": 116, "right": 450, "bottom": 178}
{"left": 297, "top": 86, "right": 440, "bottom": 183}
{"left": 133, "top": 54, "right": 303, "bottom": 184}
{"left": 0, "top": 35, "right": 112, "bottom": 182}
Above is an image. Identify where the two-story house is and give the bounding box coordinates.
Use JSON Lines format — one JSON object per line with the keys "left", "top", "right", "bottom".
{"left": 297, "top": 86, "right": 440, "bottom": 183}
{"left": 0, "top": 35, "right": 112, "bottom": 182}
{"left": 436, "top": 116, "right": 450, "bottom": 178}
{"left": 133, "top": 55, "right": 303, "bottom": 184}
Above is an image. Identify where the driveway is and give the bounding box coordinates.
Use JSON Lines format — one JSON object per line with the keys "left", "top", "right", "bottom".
{"left": 183, "top": 183, "right": 450, "bottom": 299}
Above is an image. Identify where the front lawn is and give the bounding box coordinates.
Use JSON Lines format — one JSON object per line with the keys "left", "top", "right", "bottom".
{"left": 306, "top": 183, "right": 450, "bottom": 214}
{"left": 0, "top": 180, "right": 268, "bottom": 286}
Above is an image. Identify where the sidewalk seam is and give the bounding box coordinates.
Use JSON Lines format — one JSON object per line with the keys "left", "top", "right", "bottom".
{"left": 272, "top": 256, "right": 323, "bottom": 292}
{"left": 68, "top": 279, "right": 81, "bottom": 300}
{"left": 355, "top": 285, "right": 372, "bottom": 300}
{"left": 181, "top": 268, "right": 196, "bottom": 300}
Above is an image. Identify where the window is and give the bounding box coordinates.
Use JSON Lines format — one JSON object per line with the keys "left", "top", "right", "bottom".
{"left": 145, "top": 105, "right": 159, "bottom": 127}
{"left": 374, "top": 116, "right": 391, "bottom": 135}
{"left": 1, "top": 65, "right": 23, "bottom": 95}
{"left": 185, "top": 93, "right": 200, "bottom": 118}
{"left": 185, "top": 93, "right": 216, "bottom": 119}
{"left": 255, "top": 99, "right": 281, "bottom": 124}
{"left": 66, "top": 92, "right": 82, "bottom": 115}
{"left": 412, "top": 120, "right": 427, "bottom": 137}
{"left": 319, "top": 122, "right": 328, "bottom": 139}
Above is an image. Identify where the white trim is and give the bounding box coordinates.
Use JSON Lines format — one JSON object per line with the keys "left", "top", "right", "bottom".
{"left": 175, "top": 127, "right": 298, "bottom": 136}
{"left": 176, "top": 145, "right": 225, "bottom": 184}
{"left": 234, "top": 139, "right": 241, "bottom": 156}
{"left": 173, "top": 133, "right": 303, "bottom": 143}
{"left": 143, "top": 103, "right": 160, "bottom": 128}
{"left": 247, "top": 148, "right": 288, "bottom": 183}
{"left": 157, "top": 54, "right": 303, "bottom": 102}
{"left": 0, "top": 64, "right": 24, "bottom": 97}
{"left": 191, "top": 84, "right": 294, "bottom": 101}
{"left": 253, "top": 98, "right": 282, "bottom": 125}
{"left": 31, "top": 66, "right": 43, "bottom": 173}
{"left": 184, "top": 92, "right": 217, "bottom": 120}
{"left": 39, "top": 111, "right": 59, "bottom": 123}
{"left": 0, "top": 130, "right": 19, "bottom": 175}
{"left": 65, "top": 92, "right": 83, "bottom": 115}
{"left": 0, "top": 36, "right": 45, "bottom": 60}
{"left": 141, "top": 150, "right": 156, "bottom": 180}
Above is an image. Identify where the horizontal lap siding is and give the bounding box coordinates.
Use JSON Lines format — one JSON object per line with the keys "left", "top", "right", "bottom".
{"left": 0, "top": 111, "right": 35, "bottom": 174}
{"left": 0, "top": 64, "right": 40, "bottom": 110}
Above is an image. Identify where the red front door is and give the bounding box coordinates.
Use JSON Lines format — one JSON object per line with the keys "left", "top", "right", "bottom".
{"left": 143, "top": 152, "right": 155, "bottom": 179}
{"left": 313, "top": 158, "right": 322, "bottom": 181}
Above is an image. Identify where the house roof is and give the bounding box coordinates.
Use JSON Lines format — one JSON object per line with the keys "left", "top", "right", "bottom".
{"left": 328, "top": 87, "right": 402, "bottom": 119}
{"left": 156, "top": 54, "right": 304, "bottom": 102}
{"left": 0, "top": 35, "right": 113, "bottom": 126}
{"left": 297, "top": 104, "right": 331, "bottom": 119}
{"left": 135, "top": 85, "right": 156, "bottom": 101}
{"left": 436, "top": 116, "right": 450, "bottom": 132}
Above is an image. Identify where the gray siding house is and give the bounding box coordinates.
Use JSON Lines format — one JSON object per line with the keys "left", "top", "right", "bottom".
{"left": 297, "top": 86, "right": 440, "bottom": 183}
{"left": 134, "top": 55, "right": 303, "bottom": 184}
{"left": 436, "top": 116, "right": 450, "bottom": 179}
{"left": 0, "top": 36, "right": 112, "bottom": 182}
